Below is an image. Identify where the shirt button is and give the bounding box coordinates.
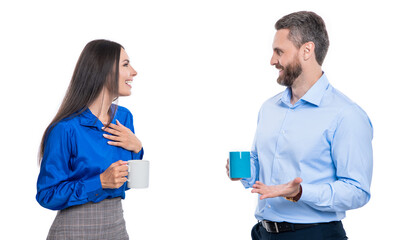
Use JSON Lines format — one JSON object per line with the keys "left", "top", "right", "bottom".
{"left": 281, "top": 130, "right": 286, "bottom": 134}
{"left": 267, "top": 205, "right": 272, "bottom": 208}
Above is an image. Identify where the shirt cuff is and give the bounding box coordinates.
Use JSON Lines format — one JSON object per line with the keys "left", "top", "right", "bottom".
{"left": 83, "top": 175, "right": 104, "bottom": 201}
{"left": 132, "top": 147, "right": 144, "bottom": 160}
{"left": 241, "top": 178, "right": 253, "bottom": 189}
{"left": 300, "top": 183, "right": 331, "bottom": 203}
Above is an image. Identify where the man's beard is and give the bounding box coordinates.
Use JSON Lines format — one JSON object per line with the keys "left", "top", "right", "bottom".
{"left": 276, "top": 58, "right": 302, "bottom": 87}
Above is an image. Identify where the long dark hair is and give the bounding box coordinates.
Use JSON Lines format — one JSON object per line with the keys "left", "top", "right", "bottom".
{"left": 39, "top": 39, "right": 123, "bottom": 164}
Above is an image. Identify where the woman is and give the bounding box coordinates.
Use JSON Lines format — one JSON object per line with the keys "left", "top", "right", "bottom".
{"left": 36, "top": 39, "right": 143, "bottom": 240}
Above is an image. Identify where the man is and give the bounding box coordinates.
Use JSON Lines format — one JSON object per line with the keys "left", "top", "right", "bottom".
{"left": 226, "top": 11, "right": 373, "bottom": 240}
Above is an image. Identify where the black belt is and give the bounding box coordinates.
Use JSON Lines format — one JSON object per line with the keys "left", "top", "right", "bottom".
{"left": 261, "top": 220, "right": 320, "bottom": 233}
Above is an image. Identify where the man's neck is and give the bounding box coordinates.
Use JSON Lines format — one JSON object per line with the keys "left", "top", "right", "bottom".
{"left": 290, "top": 69, "right": 323, "bottom": 105}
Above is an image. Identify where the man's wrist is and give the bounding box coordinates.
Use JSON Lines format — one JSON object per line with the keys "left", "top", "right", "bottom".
{"left": 284, "top": 185, "right": 302, "bottom": 202}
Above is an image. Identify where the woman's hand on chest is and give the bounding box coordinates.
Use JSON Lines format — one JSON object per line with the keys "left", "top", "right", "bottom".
{"left": 102, "top": 120, "right": 142, "bottom": 153}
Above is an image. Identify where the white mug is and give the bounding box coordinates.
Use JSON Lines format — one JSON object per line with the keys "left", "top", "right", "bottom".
{"left": 127, "top": 160, "right": 149, "bottom": 189}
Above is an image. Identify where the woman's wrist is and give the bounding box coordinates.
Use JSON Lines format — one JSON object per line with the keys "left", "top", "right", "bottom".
{"left": 132, "top": 144, "right": 142, "bottom": 153}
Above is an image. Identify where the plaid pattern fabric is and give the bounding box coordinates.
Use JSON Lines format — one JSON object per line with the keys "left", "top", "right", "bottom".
{"left": 47, "top": 198, "right": 129, "bottom": 240}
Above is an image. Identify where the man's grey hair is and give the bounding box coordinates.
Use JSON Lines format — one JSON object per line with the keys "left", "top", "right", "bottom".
{"left": 275, "top": 11, "right": 329, "bottom": 65}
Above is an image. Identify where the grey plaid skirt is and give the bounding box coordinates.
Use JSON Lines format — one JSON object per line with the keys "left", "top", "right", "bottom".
{"left": 47, "top": 197, "right": 129, "bottom": 240}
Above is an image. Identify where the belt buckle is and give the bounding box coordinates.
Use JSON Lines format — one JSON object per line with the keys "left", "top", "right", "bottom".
{"left": 262, "top": 221, "right": 279, "bottom": 233}
{"left": 273, "top": 222, "right": 279, "bottom": 233}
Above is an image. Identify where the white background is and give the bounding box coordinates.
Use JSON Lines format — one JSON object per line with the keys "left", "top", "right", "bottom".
{"left": 1, "top": 0, "right": 404, "bottom": 239}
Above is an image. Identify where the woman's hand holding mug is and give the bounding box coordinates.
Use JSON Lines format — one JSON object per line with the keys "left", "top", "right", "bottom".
{"left": 100, "top": 160, "right": 128, "bottom": 189}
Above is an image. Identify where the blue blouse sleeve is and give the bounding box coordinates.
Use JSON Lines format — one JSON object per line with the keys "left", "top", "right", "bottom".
{"left": 36, "top": 123, "right": 104, "bottom": 210}
{"left": 132, "top": 148, "right": 144, "bottom": 160}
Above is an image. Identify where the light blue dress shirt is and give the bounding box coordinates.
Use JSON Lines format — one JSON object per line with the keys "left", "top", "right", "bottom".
{"left": 241, "top": 74, "right": 373, "bottom": 223}
{"left": 36, "top": 105, "right": 144, "bottom": 210}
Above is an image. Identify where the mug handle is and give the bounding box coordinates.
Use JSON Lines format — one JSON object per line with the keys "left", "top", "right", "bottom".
{"left": 127, "top": 163, "right": 131, "bottom": 182}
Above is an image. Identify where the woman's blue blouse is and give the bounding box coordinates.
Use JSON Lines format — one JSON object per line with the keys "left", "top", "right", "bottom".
{"left": 36, "top": 106, "right": 143, "bottom": 210}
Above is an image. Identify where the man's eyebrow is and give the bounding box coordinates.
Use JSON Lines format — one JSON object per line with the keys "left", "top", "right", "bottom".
{"left": 122, "top": 59, "right": 130, "bottom": 63}
{"left": 273, "top": 47, "right": 283, "bottom": 53}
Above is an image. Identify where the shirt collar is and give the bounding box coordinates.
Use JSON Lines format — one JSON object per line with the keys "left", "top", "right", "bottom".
{"left": 79, "top": 108, "right": 100, "bottom": 128}
{"left": 79, "top": 107, "right": 117, "bottom": 129}
{"left": 301, "top": 73, "right": 330, "bottom": 106}
{"left": 279, "top": 73, "right": 330, "bottom": 107}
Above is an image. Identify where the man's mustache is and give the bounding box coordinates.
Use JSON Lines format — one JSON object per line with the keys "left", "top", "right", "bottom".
{"left": 275, "top": 63, "right": 284, "bottom": 70}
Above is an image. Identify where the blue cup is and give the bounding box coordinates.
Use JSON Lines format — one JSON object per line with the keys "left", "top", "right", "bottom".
{"left": 229, "top": 151, "right": 251, "bottom": 178}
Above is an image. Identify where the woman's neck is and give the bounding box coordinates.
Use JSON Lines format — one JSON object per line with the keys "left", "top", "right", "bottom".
{"left": 88, "top": 88, "right": 113, "bottom": 124}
